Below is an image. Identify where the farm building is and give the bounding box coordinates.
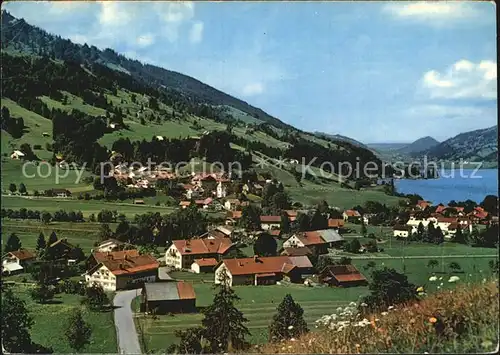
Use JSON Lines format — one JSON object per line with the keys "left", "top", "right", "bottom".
{"left": 260, "top": 215, "right": 282, "bottom": 230}
{"left": 281, "top": 246, "right": 313, "bottom": 257}
{"left": 165, "top": 238, "right": 234, "bottom": 269}
{"left": 141, "top": 282, "right": 196, "bottom": 314}
{"left": 343, "top": 209, "right": 361, "bottom": 222}
{"left": 283, "top": 229, "right": 344, "bottom": 255}
{"left": 320, "top": 264, "right": 368, "bottom": 287}
{"left": 85, "top": 253, "right": 159, "bottom": 291}
{"left": 214, "top": 255, "right": 313, "bottom": 287}
{"left": 327, "top": 218, "right": 345, "bottom": 229}
{"left": 191, "top": 258, "right": 218, "bottom": 273}
{"left": 10, "top": 150, "right": 25, "bottom": 160}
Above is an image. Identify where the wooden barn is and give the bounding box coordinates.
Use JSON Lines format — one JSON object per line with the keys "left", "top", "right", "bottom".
{"left": 141, "top": 281, "right": 196, "bottom": 314}
{"left": 320, "top": 264, "right": 368, "bottom": 287}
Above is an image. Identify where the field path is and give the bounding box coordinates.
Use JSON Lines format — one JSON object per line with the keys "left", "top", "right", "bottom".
{"left": 114, "top": 289, "right": 142, "bottom": 354}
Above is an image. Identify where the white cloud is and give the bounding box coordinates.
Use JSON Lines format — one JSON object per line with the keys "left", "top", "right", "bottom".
{"left": 98, "top": 2, "right": 132, "bottom": 27}
{"left": 382, "top": 2, "right": 490, "bottom": 25}
{"left": 47, "top": 2, "right": 91, "bottom": 14}
{"left": 421, "top": 60, "right": 497, "bottom": 99}
{"left": 189, "top": 22, "right": 204, "bottom": 44}
{"left": 242, "top": 83, "right": 265, "bottom": 96}
{"left": 157, "top": 2, "right": 194, "bottom": 23}
{"left": 136, "top": 33, "right": 155, "bottom": 47}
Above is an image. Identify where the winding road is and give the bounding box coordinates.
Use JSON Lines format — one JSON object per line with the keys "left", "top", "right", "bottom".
{"left": 113, "top": 289, "right": 142, "bottom": 354}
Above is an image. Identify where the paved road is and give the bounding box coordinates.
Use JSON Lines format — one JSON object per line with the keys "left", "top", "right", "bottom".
{"left": 114, "top": 289, "right": 142, "bottom": 354}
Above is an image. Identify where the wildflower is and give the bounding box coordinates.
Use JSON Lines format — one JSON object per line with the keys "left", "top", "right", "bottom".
{"left": 429, "top": 317, "right": 437, "bottom": 323}
{"left": 355, "top": 344, "right": 361, "bottom": 348}
{"left": 481, "top": 340, "right": 493, "bottom": 348}
{"left": 381, "top": 311, "right": 388, "bottom": 316}
{"left": 349, "top": 301, "right": 357, "bottom": 307}
{"left": 428, "top": 276, "right": 437, "bottom": 281}
{"left": 388, "top": 305, "right": 394, "bottom": 310}
{"left": 288, "top": 345, "right": 292, "bottom": 349}
{"left": 290, "top": 338, "right": 296, "bottom": 342}
{"left": 360, "top": 302, "right": 367, "bottom": 307}
{"left": 448, "top": 276, "right": 460, "bottom": 283}
{"left": 416, "top": 286, "right": 424, "bottom": 292}
{"left": 439, "top": 276, "right": 443, "bottom": 280}
{"left": 288, "top": 325, "right": 294, "bottom": 330}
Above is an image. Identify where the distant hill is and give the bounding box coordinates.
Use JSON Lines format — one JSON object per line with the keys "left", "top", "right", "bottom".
{"left": 398, "top": 136, "right": 439, "bottom": 154}
{"left": 416, "top": 126, "right": 498, "bottom": 162}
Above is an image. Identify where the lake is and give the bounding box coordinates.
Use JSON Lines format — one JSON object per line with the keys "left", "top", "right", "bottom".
{"left": 394, "top": 169, "right": 498, "bottom": 204}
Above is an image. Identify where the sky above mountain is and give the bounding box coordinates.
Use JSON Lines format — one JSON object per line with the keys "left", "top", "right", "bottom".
{"left": 4, "top": 1, "right": 497, "bottom": 143}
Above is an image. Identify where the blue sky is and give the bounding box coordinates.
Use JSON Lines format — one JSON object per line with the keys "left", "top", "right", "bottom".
{"left": 4, "top": 1, "right": 497, "bottom": 143}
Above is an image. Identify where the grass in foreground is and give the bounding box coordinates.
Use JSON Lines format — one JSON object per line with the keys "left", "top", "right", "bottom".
{"left": 259, "top": 279, "right": 499, "bottom": 353}
{"left": 9, "top": 284, "right": 117, "bottom": 353}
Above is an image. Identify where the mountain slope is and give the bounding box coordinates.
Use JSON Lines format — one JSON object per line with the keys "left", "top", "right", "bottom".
{"left": 398, "top": 136, "right": 439, "bottom": 154}
{"left": 418, "top": 126, "right": 498, "bottom": 162}
{"left": 0, "top": 10, "right": 291, "bottom": 130}
{"left": 314, "top": 132, "right": 368, "bottom": 149}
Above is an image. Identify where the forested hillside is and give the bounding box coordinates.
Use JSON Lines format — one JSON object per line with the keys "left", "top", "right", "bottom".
{"left": 1, "top": 10, "right": 389, "bottom": 183}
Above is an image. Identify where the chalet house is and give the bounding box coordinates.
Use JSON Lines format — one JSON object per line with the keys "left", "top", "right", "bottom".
{"left": 10, "top": 150, "right": 25, "bottom": 160}
{"left": 207, "top": 225, "right": 234, "bottom": 239}
{"left": 436, "top": 217, "right": 458, "bottom": 234}
{"left": 284, "top": 210, "right": 298, "bottom": 222}
{"left": 196, "top": 175, "right": 218, "bottom": 191}
{"left": 416, "top": 200, "right": 432, "bottom": 210}
{"left": 85, "top": 253, "right": 159, "bottom": 291}
{"left": 327, "top": 218, "right": 345, "bottom": 229}
{"left": 95, "top": 239, "right": 125, "bottom": 253}
{"left": 48, "top": 239, "right": 75, "bottom": 259}
{"left": 224, "top": 199, "right": 249, "bottom": 211}
{"left": 283, "top": 229, "right": 344, "bottom": 255}
{"left": 46, "top": 188, "right": 72, "bottom": 198}
{"left": 320, "top": 264, "right": 368, "bottom": 287}
{"left": 2, "top": 249, "right": 35, "bottom": 274}
{"left": 185, "top": 185, "right": 202, "bottom": 200}
{"left": 393, "top": 225, "right": 411, "bottom": 238}
{"left": 226, "top": 210, "right": 243, "bottom": 225}
{"left": 141, "top": 281, "right": 196, "bottom": 314}
{"left": 343, "top": 210, "right": 361, "bottom": 222}
{"left": 468, "top": 207, "right": 489, "bottom": 223}
{"left": 214, "top": 255, "right": 314, "bottom": 286}
{"left": 260, "top": 216, "right": 282, "bottom": 230}
{"left": 191, "top": 258, "right": 218, "bottom": 273}
{"left": 165, "top": 238, "right": 233, "bottom": 269}
{"left": 87, "top": 249, "right": 140, "bottom": 269}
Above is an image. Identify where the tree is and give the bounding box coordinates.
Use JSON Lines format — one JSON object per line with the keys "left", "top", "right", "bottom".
{"left": 65, "top": 309, "right": 92, "bottom": 352}
{"left": 361, "top": 267, "right": 417, "bottom": 312}
{"left": 366, "top": 239, "right": 378, "bottom": 253}
{"left": 364, "top": 261, "right": 377, "bottom": 271}
{"left": 201, "top": 271, "right": 250, "bottom": 352}
{"left": 9, "top": 183, "right": 17, "bottom": 194}
{"left": 280, "top": 212, "right": 291, "bottom": 234}
{"left": 253, "top": 233, "right": 277, "bottom": 257}
{"left": 480, "top": 195, "right": 498, "bottom": 215}
{"left": 269, "top": 294, "right": 308, "bottom": 342}
{"left": 47, "top": 231, "right": 58, "bottom": 245}
{"left": 81, "top": 283, "right": 109, "bottom": 311}
{"left": 416, "top": 222, "right": 425, "bottom": 241}
{"left": 427, "top": 259, "right": 439, "bottom": 270}
{"left": 5, "top": 233, "right": 22, "bottom": 252}
{"left": 18, "top": 183, "right": 27, "bottom": 194}
{"left": 309, "top": 209, "right": 328, "bottom": 230}
{"left": 344, "top": 239, "right": 361, "bottom": 254}
{"left": 99, "top": 223, "right": 113, "bottom": 240}
{"left": 168, "top": 327, "right": 207, "bottom": 354}
{"left": 293, "top": 212, "right": 311, "bottom": 232}
{"left": 360, "top": 221, "right": 367, "bottom": 236}
{"left": 1, "top": 287, "right": 34, "bottom": 353}
{"left": 238, "top": 205, "right": 261, "bottom": 231}
{"left": 451, "top": 227, "right": 467, "bottom": 244}
{"left": 30, "top": 283, "right": 55, "bottom": 304}
{"left": 36, "top": 232, "right": 46, "bottom": 251}
{"left": 434, "top": 226, "right": 444, "bottom": 244}
{"left": 41, "top": 211, "right": 52, "bottom": 224}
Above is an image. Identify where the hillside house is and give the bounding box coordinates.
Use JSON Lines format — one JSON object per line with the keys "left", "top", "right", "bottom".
{"left": 320, "top": 265, "right": 368, "bottom": 287}
{"left": 393, "top": 225, "right": 411, "bottom": 238}
{"left": 165, "top": 238, "right": 233, "bottom": 269}
{"left": 141, "top": 281, "right": 196, "bottom": 314}
{"left": 416, "top": 200, "right": 432, "bottom": 210}
{"left": 281, "top": 246, "right": 313, "bottom": 257}
{"left": 2, "top": 249, "right": 35, "bottom": 274}
{"left": 10, "top": 150, "right": 25, "bottom": 160}
{"left": 46, "top": 188, "right": 72, "bottom": 198}
{"left": 283, "top": 229, "right": 344, "bottom": 255}
{"left": 47, "top": 239, "right": 75, "bottom": 260}
{"left": 191, "top": 258, "right": 218, "bottom": 273}
{"left": 207, "top": 225, "right": 234, "bottom": 239}
{"left": 260, "top": 216, "right": 282, "bottom": 230}
{"left": 343, "top": 209, "right": 361, "bottom": 222}
{"left": 225, "top": 210, "right": 243, "bottom": 225}
{"left": 214, "top": 255, "right": 314, "bottom": 286}
{"left": 85, "top": 253, "right": 159, "bottom": 291}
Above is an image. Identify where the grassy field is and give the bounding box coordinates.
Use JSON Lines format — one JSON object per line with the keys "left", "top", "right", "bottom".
{"left": 135, "top": 282, "right": 368, "bottom": 352}
{"left": 1, "top": 220, "right": 111, "bottom": 252}
{"left": 8, "top": 284, "right": 117, "bottom": 353}
{"left": 1, "top": 195, "right": 177, "bottom": 218}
